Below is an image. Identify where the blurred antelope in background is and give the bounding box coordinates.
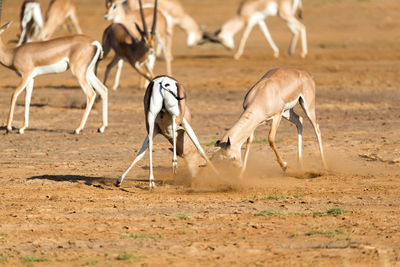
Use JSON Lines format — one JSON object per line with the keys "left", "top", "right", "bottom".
{"left": 103, "top": 0, "right": 170, "bottom": 89}
{"left": 117, "top": 76, "right": 217, "bottom": 190}
{"left": 213, "top": 68, "right": 327, "bottom": 177}
{"left": 18, "top": 0, "right": 82, "bottom": 45}
{"left": 205, "top": 0, "right": 307, "bottom": 59}
{"left": 119, "top": 0, "right": 205, "bottom": 48}
{"left": 17, "top": 0, "right": 43, "bottom": 46}
{"left": 0, "top": 22, "right": 108, "bottom": 134}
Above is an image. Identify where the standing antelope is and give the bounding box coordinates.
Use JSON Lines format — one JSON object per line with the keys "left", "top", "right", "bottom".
{"left": 103, "top": 0, "right": 171, "bottom": 90}
{"left": 19, "top": 0, "right": 82, "bottom": 45}
{"left": 121, "top": 0, "right": 204, "bottom": 47}
{"left": 17, "top": 0, "right": 43, "bottom": 46}
{"left": 0, "top": 22, "right": 108, "bottom": 134}
{"left": 206, "top": 0, "right": 306, "bottom": 59}
{"left": 213, "top": 68, "right": 327, "bottom": 178}
{"left": 117, "top": 76, "right": 217, "bottom": 190}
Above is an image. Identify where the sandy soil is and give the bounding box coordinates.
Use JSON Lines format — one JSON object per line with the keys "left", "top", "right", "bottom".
{"left": 0, "top": 0, "right": 399, "bottom": 266}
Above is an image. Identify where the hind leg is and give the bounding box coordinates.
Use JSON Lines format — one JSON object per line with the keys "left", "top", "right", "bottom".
{"left": 87, "top": 71, "right": 108, "bottom": 133}
{"left": 19, "top": 78, "right": 35, "bottom": 134}
{"left": 299, "top": 99, "right": 328, "bottom": 169}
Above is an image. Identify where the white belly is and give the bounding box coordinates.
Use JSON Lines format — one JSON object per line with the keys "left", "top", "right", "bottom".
{"left": 33, "top": 58, "right": 69, "bottom": 77}
{"left": 283, "top": 94, "right": 301, "bottom": 111}
{"left": 250, "top": 2, "right": 279, "bottom": 24}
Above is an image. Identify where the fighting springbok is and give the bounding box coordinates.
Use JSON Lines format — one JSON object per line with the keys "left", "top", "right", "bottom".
{"left": 119, "top": 0, "right": 204, "bottom": 47}
{"left": 17, "top": 0, "right": 43, "bottom": 46}
{"left": 117, "top": 76, "right": 217, "bottom": 190}
{"left": 0, "top": 22, "right": 108, "bottom": 134}
{"left": 18, "top": 0, "right": 82, "bottom": 45}
{"left": 213, "top": 68, "right": 327, "bottom": 177}
{"left": 205, "top": 0, "right": 306, "bottom": 59}
{"left": 103, "top": 0, "right": 170, "bottom": 90}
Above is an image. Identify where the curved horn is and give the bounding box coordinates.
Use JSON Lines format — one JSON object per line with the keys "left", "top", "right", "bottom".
{"left": 151, "top": 0, "right": 157, "bottom": 35}
{"left": 138, "top": 0, "right": 148, "bottom": 34}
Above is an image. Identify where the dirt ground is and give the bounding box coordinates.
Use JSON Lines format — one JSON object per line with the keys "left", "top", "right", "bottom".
{"left": 0, "top": 0, "right": 399, "bottom": 266}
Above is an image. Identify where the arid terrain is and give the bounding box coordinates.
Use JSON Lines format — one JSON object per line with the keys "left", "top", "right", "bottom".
{"left": 0, "top": 0, "right": 399, "bottom": 266}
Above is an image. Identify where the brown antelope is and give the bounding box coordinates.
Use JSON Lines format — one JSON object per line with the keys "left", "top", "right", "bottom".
{"left": 0, "top": 22, "right": 108, "bottom": 134}
{"left": 103, "top": 0, "right": 170, "bottom": 90}
{"left": 117, "top": 75, "right": 217, "bottom": 190}
{"left": 213, "top": 68, "right": 327, "bottom": 178}
{"left": 19, "top": 0, "right": 82, "bottom": 44}
{"left": 17, "top": 0, "right": 43, "bottom": 46}
{"left": 120, "top": 0, "right": 204, "bottom": 47}
{"left": 206, "top": 0, "right": 306, "bottom": 59}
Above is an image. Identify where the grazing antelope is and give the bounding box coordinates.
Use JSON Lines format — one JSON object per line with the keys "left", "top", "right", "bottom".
{"left": 17, "top": 0, "right": 43, "bottom": 46}
{"left": 120, "top": 0, "right": 204, "bottom": 47}
{"left": 213, "top": 68, "right": 327, "bottom": 178}
{"left": 117, "top": 76, "right": 217, "bottom": 190}
{"left": 103, "top": 0, "right": 171, "bottom": 90}
{"left": 0, "top": 22, "right": 108, "bottom": 134}
{"left": 206, "top": 0, "right": 307, "bottom": 59}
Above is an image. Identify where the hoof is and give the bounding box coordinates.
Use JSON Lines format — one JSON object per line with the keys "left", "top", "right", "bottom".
{"left": 18, "top": 128, "right": 25, "bottom": 134}
{"left": 172, "top": 160, "right": 178, "bottom": 174}
{"left": 115, "top": 181, "right": 121, "bottom": 187}
{"left": 149, "top": 181, "right": 156, "bottom": 191}
{"left": 6, "top": 127, "right": 12, "bottom": 133}
{"left": 73, "top": 129, "right": 81, "bottom": 134}
{"left": 273, "top": 51, "right": 279, "bottom": 58}
{"left": 233, "top": 53, "right": 241, "bottom": 60}
{"left": 282, "top": 162, "right": 288, "bottom": 172}
{"left": 300, "top": 52, "right": 307, "bottom": 59}
{"left": 97, "top": 126, "right": 106, "bottom": 133}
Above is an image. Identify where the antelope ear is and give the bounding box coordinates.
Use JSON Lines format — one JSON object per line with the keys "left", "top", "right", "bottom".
{"left": 0, "top": 21, "right": 13, "bottom": 35}
{"left": 227, "top": 137, "right": 232, "bottom": 148}
{"left": 135, "top": 23, "right": 144, "bottom": 36}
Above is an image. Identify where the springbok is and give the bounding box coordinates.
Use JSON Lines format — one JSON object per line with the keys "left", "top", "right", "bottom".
{"left": 103, "top": 0, "right": 170, "bottom": 90}
{"left": 117, "top": 75, "right": 217, "bottom": 190}
{"left": 17, "top": 0, "right": 43, "bottom": 46}
{"left": 0, "top": 22, "right": 108, "bottom": 134}
{"left": 205, "top": 0, "right": 306, "bottom": 59}
{"left": 119, "top": 0, "right": 204, "bottom": 47}
{"left": 213, "top": 68, "right": 327, "bottom": 178}
{"left": 19, "top": 0, "right": 82, "bottom": 45}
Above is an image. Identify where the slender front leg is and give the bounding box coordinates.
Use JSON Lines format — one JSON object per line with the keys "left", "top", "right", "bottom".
{"left": 113, "top": 59, "right": 124, "bottom": 90}
{"left": 182, "top": 118, "right": 219, "bottom": 174}
{"left": 283, "top": 109, "right": 303, "bottom": 169}
{"left": 7, "top": 76, "right": 32, "bottom": 133}
{"left": 257, "top": 20, "right": 279, "bottom": 58}
{"left": 117, "top": 136, "right": 149, "bottom": 186}
{"left": 133, "top": 62, "right": 153, "bottom": 82}
{"left": 172, "top": 116, "right": 178, "bottom": 174}
{"left": 240, "top": 133, "right": 254, "bottom": 179}
{"left": 269, "top": 115, "right": 287, "bottom": 170}
{"left": 234, "top": 22, "right": 255, "bottom": 60}
{"left": 19, "top": 79, "right": 35, "bottom": 134}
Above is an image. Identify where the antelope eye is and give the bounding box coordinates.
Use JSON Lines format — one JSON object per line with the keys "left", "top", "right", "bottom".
{"left": 165, "top": 83, "right": 170, "bottom": 87}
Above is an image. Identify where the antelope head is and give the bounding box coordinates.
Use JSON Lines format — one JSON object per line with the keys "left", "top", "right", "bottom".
{"left": 201, "top": 28, "right": 234, "bottom": 50}
{"left": 135, "top": 0, "right": 158, "bottom": 50}
{"left": 0, "top": 21, "right": 12, "bottom": 36}
{"left": 104, "top": 0, "right": 129, "bottom": 21}
{"left": 211, "top": 137, "right": 242, "bottom": 168}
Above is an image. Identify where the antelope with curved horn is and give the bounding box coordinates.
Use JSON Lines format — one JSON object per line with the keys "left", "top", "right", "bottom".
{"left": 213, "top": 68, "right": 327, "bottom": 177}
{"left": 103, "top": 0, "right": 171, "bottom": 90}
{"left": 117, "top": 75, "right": 217, "bottom": 190}
{"left": 205, "top": 0, "right": 306, "bottom": 60}
{"left": 0, "top": 22, "right": 108, "bottom": 134}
